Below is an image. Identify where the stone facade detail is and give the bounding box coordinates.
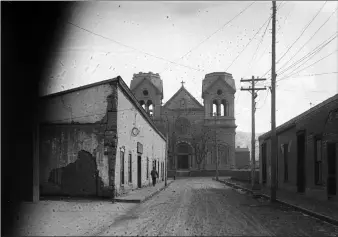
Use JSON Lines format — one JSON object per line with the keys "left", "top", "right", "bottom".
{"left": 130, "top": 72, "right": 237, "bottom": 171}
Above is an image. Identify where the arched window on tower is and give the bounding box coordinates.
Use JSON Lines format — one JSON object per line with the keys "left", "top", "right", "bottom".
{"left": 147, "top": 100, "right": 154, "bottom": 116}
{"left": 139, "top": 100, "right": 146, "bottom": 110}
{"left": 220, "top": 99, "right": 230, "bottom": 116}
{"left": 220, "top": 100, "right": 225, "bottom": 116}
{"left": 212, "top": 100, "right": 218, "bottom": 117}
{"left": 221, "top": 99, "right": 228, "bottom": 116}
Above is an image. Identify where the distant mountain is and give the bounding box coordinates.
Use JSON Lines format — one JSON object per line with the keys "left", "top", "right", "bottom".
{"left": 235, "top": 131, "right": 264, "bottom": 161}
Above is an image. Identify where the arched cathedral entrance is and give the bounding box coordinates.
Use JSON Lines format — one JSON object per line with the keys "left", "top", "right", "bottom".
{"left": 176, "top": 142, "right": 192, "bottom": 170}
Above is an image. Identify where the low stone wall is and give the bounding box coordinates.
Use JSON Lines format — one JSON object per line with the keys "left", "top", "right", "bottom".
{"left": 168, "top": 170, "right": 177, "bottom": 177}
{"left": 168, "top": 169, "right": 259, "bottom": 182}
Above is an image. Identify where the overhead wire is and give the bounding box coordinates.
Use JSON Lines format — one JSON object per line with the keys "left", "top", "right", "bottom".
{"left": 281, "top": 71, "right": 337, "bottom": 78}
{"left": 159, "top": 2, "right": 256, "bottom": 74}
{"left": 276, "top": 1, "right": 327, "bottom": 64}
{"left": 42, "top": 106, "right": 144, "bottom": 123}
{"left": 226, "top": 14, "right": 273, "bottom": 71}
{"left": 243, "top": 15, "right": 272, "bottom": 75}
{"left": 277, "top": 7, "right": 338, "bottom": 73}
{"left": 228, "top": 2, "right": 285, "bottom": 72}
{"left": 278, "top": 88, "right": 337, "bottom": 93}
{"left": 254, "top": 3, "right": 294, "bottom": 76}
{"left": 66, "top": 21, "right": 204, "bottom": 72}
{"left": 277, "top": 49, "right": 338, "bottom": 83}
{"left": 261, "top": 2, "right": 327, "bottom": 78}
{"left": 237, "top": 3, "right": 284, "bottom": 114}
{"left": 256, "top": 89, "right": 269, "bottom": 110}
{"left": 277, "top": 34, "right": 337, "bottom": 77}
{"left": 277, "top": 33, "right": 337, "bottom": 76}
{"left": 261, "top": 31, "right": 337, "bottom": 87}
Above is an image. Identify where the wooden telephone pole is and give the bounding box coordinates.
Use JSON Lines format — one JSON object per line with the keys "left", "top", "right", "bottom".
{"left": 241, "top": 76, "right": 266, "bottom": 189}
{"left": 270, "top": 0, "right": 277, "bottom": 202}
{"left": 165, "top": 133, "right": 168, "bottom": 186}
{"left": 214, "top": 113, "right": 219, "bottom": 181}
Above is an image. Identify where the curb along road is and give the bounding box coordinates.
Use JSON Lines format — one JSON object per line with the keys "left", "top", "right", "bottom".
{"left": 113, "top": 180, "right": 174, "bottom": 204}
{"left": 213, "top": 178, "right": 338, "bottom": 227}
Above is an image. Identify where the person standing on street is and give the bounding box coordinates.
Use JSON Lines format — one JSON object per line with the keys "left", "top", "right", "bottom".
{"left": 151, "top": 167, "right": 159, "bottom": 187}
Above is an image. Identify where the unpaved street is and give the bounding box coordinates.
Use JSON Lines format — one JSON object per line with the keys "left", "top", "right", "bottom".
{"left": 93, "top": 178, "right": 338, "bottom": 236}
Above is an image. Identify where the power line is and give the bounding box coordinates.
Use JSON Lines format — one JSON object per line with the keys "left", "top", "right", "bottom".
{"left": 231, "top": 2, "right": 285, "bottom": 73}
{"left": 278, "top": 33, "right": 337, "bottom": 77}
{"left": 277, "top": 49, "right": 338, "bottom": 82}
{"left": 226, "top": 15, "right": 273, "bottom": 71}
{"left": 159, "top": 2, "right": 256, "bottom": 74}
{"left": 277, "top": 7, "right": 338, "bottom": 73}
{"left": 66, "top": 21, "right": 204, "bottom": 72}
{"left": 254, "top": 4, "right": 294, "bottom": 76}
{"left": 277, "top": 35, "right": 337, "bottom": 77}
{"left": 256, "top": 89, "right": 269, "bottom": 110}
{"left": 257, "top": 2, "right": 294, "bottom": 78}
{"left": 41, "top": 106, "right": 151, "bottom": 123}
{"left": 244, "top": 16, "right": 272, "bottom": 75}
{"left": 261, "top": 2, "right": 327, "bottom": 78}
{"left": 278, "top": 88, "right": 337, "bottom": 93}
{"left": 276, "top": 1, "right": 327, "bottom": 64}
{"left": 282, "top": 72, "right": 337, "bottom": 78}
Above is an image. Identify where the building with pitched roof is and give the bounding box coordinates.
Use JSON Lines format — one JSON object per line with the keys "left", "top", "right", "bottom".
{"left": 130, "top": 71, "right": 239, "bottom": 174}
{"left": 37, "top": 76, "right": 167, "bottom": 199}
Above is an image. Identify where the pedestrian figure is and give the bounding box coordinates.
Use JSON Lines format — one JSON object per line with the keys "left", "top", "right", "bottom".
{"left": 151, "top": 167, "right": 159, "bottom": 187}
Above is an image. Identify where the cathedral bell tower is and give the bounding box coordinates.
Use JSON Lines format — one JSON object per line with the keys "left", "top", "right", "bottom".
{"left": 201, "top": 72, "right": 237, "bottom": 168}
{"left": 130, "top": 72, "right": 163, "bottom": 119}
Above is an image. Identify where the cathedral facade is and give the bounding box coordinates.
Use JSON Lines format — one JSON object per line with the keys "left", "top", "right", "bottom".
{"left": 130, "top": 71, "right": 237, "bottom": 172}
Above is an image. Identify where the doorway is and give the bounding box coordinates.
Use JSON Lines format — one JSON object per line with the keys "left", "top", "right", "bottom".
{"left": 176, "top": 143, "right": 190, "bottom": 170}
{"left": 327, "top": 143, "right": 337, "bottom": 197}
{"left": 177, "top": 155, "right": 189, "bottom": 169}
{"left": 137, "top": 156, "right": 142, "bottom": 188}
{"left": 262, "top": 143, "right": 267, "bottom": 184}
{"left": 284, "top": 144, "right": 289, "bottom": 182}
{"left": 297, "top": 131, "right": 306, "bottom": 193}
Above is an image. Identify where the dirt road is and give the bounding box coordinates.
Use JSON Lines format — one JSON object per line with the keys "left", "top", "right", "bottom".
{"left": 94, "top": 178, "right": 338, "bottom": 236}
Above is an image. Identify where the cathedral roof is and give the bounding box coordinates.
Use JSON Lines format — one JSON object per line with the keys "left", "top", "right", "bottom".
{"left": 163, "top": 84, "right": 204, "bottom": 110}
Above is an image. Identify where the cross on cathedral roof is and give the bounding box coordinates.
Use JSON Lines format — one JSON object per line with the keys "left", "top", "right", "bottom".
{"left": 181, "top": 80, "right": 185, "bottom": 87}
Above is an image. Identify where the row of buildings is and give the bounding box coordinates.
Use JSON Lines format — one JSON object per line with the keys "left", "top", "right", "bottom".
{"left": 34, "top": 72, "right": 250, "bottom": 200}
{"left": 259, "top": 93, "right": 338, "bottom": 202}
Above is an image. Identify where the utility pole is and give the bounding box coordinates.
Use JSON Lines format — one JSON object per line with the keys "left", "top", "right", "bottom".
{"left": 165, "top": 133, "right": 168, "bottom": 186}
{"left": 270, "top": 0, "right": 277, "bottom": 202}
{"left": 240, "top": 76, "right": 266, "bottom": 190}
{"left": 214, "top": 112, "right": 219, "bottom": 181}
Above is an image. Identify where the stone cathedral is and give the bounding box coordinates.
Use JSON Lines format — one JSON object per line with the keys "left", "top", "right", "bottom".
{"left": 130, "top": 71, "right": 237, "bottom": 173}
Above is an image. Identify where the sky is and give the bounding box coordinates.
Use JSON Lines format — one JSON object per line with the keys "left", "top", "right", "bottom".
{"left": 41, "top": 1, "right": 338, "bottom": 133}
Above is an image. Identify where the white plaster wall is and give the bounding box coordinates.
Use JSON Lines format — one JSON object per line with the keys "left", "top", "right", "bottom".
{"left": 115, "top": 87, "right": 166, "bottom": 194}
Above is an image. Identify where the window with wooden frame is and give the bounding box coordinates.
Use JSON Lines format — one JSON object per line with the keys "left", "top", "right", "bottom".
{"left": 314, "top": 138, "right": 323, "bottom": 185}
{"left": 120, "top": 150, "right": 125, "bottom": 185}
{"left": 128, "top": 153, "right": 132, "bottom": 183}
